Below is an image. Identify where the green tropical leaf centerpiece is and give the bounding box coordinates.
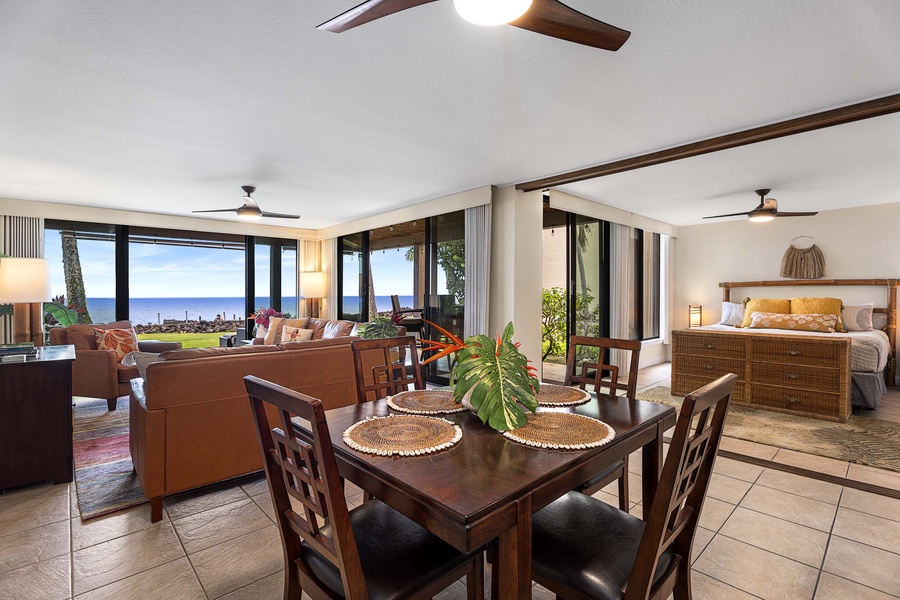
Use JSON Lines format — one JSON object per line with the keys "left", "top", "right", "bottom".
{"left": 423, "top": 321, "right": 539, "bottom": 431}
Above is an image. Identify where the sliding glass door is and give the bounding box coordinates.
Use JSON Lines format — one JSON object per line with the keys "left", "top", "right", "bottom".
{"left": 338, "top": 232, "right": 367, "bottom": 322}
{"left": 424, "top": 211, "right": 465, "bottom": 383}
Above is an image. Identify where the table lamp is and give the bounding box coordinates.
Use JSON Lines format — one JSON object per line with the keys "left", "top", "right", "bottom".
{"left": 689, "top": 305, "right": 702, "bottom": 328}
{"left": 299, "top": 271, "right": 325, "bottom": 319}
{"left": 0, "top": 257, "right": 52, "bottom": 346}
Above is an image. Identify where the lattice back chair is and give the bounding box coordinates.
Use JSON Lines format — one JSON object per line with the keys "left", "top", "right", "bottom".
{"left": 351, "top": 336, "right": 423, "bottom": 404}
{"left": 567, "top": 336, "right": 642, "bottom": 510}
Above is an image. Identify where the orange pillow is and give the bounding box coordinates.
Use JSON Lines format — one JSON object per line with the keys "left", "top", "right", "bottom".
{"left": 94, "top": 328, "right": 140, "bottom": 362}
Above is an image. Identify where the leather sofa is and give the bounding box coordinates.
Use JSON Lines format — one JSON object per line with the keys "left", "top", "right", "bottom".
{"left": 48, "top": 321, "right": 182, "bottom": 411}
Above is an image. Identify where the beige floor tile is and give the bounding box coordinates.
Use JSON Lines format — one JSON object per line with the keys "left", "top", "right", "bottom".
{"left": 839, "top": 487, "right": 900, "bottom": 523}
{"left": 74, "top": 556, "right": 206, "bottom": 600}
{"left": 689, "top": 571, "right": 759, "bottom": 600}
{"left": 846, "top": 464, "right": 900, "bottom": 491}
{"left": 773, "top": 449, "right": 849, "bottom": 478}
{"left": 739, "top": 485, "right": 838, "bottom": 532}
{"left": 73, "top": 522, "right": 185, "bottom": 595}
{"left": 71, "top": 488, "right": 81, "bottom": 518}
{"left": 72, "top": 503, "right": 166, "bottom": 551}
{"left": 698, "top": 497, "right": 736, "bottom": 532}
{"left": 173, "top": 497, "right": 272, "bottom": 554}
{"left": 0, "top": 520, "right": 70, "bottom": 576}
{"left": 601, "top": 471, "right": 643, "bottom": 504}
{"left": 0, "top": 555, "right": 71, "bottom": 600}
{"left": 628, "top": 450, "right": 643, "bottom": 474}
{"left": 590, "top": 489, "right": 621, "bottom": 508}
{"left": 755, "top": 469, "right": 843, "bottom": 504}
{"left": 707, "top": 473, "right": 753, "bottom": 505}
{"left": 164, "top": 485, "right": 249, "bottom": 521}
{"left": 189, "top": 524, "right": 283, "bottom": 598}
{"left": 251, "top": 492, "right": 276, "bottom": 523}
{"left": 720, "top": 506, "right": 829, "bottom": 568}
{"left": 832, "top": 507, "right": 900, "bottom": 555}
{"left": 240, "top": 476, "right": 269, "bottom": 498}
{"left": 823, "top": 536, "right": 900, "bottom": 596}
{"left": 694, "top": 535, "right": 818, "bottom": 599}
{"left": 713, "top": 456, "right": 765, "bottom": 483}
{"left": 814, "top": 572, "right": 897, "bottom": 600}
{"left": 219, "top": 571, "right": 284, "bottom": 600}
{"left": 691, "top": 527, "right": 716, "bottom": 564}
{"left": 0, "top": 482, "right": 70, "bottom": 537}
{"left": 719, "top": 436, "right": 780, "bottom": 460}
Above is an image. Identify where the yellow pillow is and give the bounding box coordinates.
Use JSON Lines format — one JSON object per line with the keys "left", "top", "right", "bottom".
{"left": 749, "top": 312, "right": 837, "bottom": 333}
{"left": 263, "top": 316, "right": 311, "bottom": 345}
{"left": 791, "top": 297, "right": 843, "bottom": 331}
{"left": 741, "top": 298, "right": 791, "bottom": 328}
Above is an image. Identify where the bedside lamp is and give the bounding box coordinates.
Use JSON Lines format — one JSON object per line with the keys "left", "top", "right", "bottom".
{"left": 0, "top": 257, "right": 52, "bottom": 346}
{"left": 689, "top": 305, "right": 702, "bottom": 328}
{"left": 299, "top": 271, "right": 325, "bottom": 319}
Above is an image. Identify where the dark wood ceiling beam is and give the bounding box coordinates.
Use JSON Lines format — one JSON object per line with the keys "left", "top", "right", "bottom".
{"left": 516, "top": 93, "right": 900, "bottom": 192}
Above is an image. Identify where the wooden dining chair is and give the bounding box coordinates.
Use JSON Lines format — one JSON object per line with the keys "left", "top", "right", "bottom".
{"left": 530, "top": 373, "right": 737, "bottom": 600}
{"left": 244, "top": 375, "right": 484, "bottom": 600}
{"left": 351, "top": 336, "right": 424, "bottom": 404}
{"left": 565, "top": 336, "right": 642, "bottom": 510}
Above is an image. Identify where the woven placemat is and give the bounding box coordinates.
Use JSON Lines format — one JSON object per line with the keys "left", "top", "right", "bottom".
{"left": 343, "top": 415, "right": 462, "bottom": 457}
{"left": 387, "top": 390, "right": 466, "bottom": 414}
{"left": 536, "top": 384, "right": 591, "bottom": 407}
{"left": 502, "top": 412, "right": 615, "bottom": 450}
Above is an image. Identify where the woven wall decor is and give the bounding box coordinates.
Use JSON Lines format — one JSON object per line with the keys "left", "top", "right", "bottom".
{"left": 502, "top": 412, "right": 615, "bottom": 450}
{"left": 781, "top": 236, "right": 825, "bottom": 279}
{"left": 387, "top": 390, "right": 466, "bottom": 414}
{"left": 343, "top": 415, "right": 462, "bottom": 457}
{"left": 536, "top": 384, "right": 591, "bottom": 407}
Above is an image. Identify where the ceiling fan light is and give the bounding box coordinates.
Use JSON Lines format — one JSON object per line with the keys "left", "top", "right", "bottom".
{"left": 236, "top": 206, "right": 262, "bottom": 221}
{"left": 453, "top": 0, "right": 533, "bottom": 26}
{"left": 748, "top": 210, "right": 775, "bottom": 223}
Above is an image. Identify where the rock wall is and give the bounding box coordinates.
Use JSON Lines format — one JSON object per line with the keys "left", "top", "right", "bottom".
{"left": 134, "top": 319, "right": 244, "bottom": 335}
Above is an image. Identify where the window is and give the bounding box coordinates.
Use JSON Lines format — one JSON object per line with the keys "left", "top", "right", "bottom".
{"left": 338, "top": 232, "right": 366, "bottom": 322}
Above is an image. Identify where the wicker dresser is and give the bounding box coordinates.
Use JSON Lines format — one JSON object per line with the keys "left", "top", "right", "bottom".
{"left": 672, "top": 329, "right": 852, "bottom": 422}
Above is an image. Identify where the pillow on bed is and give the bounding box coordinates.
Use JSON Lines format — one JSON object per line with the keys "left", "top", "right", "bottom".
{"left": 719, "top": 302, "right": 745, "bottom": 326}
{"left": 741, "top": 298, "right": 791, "bottom": 328}
{"left": 791, "top": 297, "right": 844, "bottom": 331}
{"left": 748, "top": 312, "right": 837, "bottom": 333}
{"left": 842, "top": 302, "right": 875, "bottom": 331}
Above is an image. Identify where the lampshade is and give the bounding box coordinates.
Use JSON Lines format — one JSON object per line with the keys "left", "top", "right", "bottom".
{"left": 453, "top": 0, "right": 532, "bottom": 26}
{"left": 689, "top": 305, "right": 702, "bottom": 328}
{"left": 299, "top": 271, "right": 325, "bottom": 299}
{"left": 0, "top": 257, "right": 51, "bottom": 303}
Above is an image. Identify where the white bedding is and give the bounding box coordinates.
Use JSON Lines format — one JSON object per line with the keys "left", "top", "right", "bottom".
{"left": 698, "top": 324, "right": 892, "bottom": 373}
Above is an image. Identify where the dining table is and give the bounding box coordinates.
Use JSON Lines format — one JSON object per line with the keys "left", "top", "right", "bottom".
{"left": 292, "top": 390, "right": 677, "bottom": 600}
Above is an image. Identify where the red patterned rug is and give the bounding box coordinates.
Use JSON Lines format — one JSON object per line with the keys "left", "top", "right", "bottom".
{"left": 73, "top": 396, "right": 148, "bottom": 520}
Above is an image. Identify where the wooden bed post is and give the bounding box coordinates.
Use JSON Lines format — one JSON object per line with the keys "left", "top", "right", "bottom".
{"left": 721, "top": 283, "right": 731, "bottom": 303}
{"left": 887, "top": 280, "right": 898, "bottom": 385}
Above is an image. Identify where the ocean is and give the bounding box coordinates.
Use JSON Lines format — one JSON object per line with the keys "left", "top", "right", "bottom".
{"left": 85, "top": 296, "right": 415, "bottom": 324}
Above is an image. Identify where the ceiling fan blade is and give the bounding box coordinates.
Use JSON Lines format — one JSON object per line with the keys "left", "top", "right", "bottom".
{"left": 317, "top": 0, "right": 438, "bottom": 33}
{"left": 509, "top": 0, "right": 631, "bottom": 51}
{"left": 192, "top": 208, "right": 240, "bottom": 214}
{"left": 702, "top": 211, "right": 752, "bottom": 219}
{"left": 775, "top": 212, "right": 819, "bottom": 217}
{"left": 260, "top": 211, "right": 301, "bottom": 219}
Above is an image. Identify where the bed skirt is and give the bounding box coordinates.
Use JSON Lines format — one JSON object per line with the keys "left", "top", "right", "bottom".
{"left": 851, "top": 371, "right": 886, "bottom": 409}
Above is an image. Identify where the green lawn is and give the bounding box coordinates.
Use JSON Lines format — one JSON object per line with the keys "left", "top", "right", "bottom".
{"left": 137, "top": 332, "right": 230, "bottom": 349}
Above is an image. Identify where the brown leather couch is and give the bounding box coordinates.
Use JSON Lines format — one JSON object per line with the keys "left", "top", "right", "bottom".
{"left": 48, "top": 321, "right": 182, "bottom": 411}
{"left": 130, "top": 320, "right": 366, "bottom": 521}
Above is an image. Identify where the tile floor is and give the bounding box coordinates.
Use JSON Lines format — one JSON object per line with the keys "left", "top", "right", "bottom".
{"left": 1, "top": 363, "right": 898, "bottom": 600}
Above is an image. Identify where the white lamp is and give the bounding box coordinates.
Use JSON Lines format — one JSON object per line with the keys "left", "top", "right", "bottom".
{"left": 299, "top": 271, "right": 325, "bottom": 318}
{"left": 0, "top": 257, "right": 52, "bottom": 346}
{"left": 453, "top": 0, "right": 533, "bottom": 26}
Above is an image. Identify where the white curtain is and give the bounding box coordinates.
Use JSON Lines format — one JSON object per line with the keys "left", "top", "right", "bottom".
{"left": 0, "top": 215, "right": 44, "bottom": 343}
{"left": 298, "top": 240, "right": 321, "bottom": 319}
{"left": 609, "top": 223, "right": 636, "bottom": 370}
{"left": 320, "top": 238, "right": 338, "bottom": 320}
{"left": 463, "top": 204, "right": 491, "bottom": 338}
{"left": 660, "top": 234, "right": 675, "bottom": 345}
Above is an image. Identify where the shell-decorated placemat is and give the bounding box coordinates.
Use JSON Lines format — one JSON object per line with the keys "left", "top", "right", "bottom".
{"left": 343, "top": 415, "right": 462, "bottom": 457}
{"left": 387, "top": 390, "right": 466, "bottom": 415}
{"left": 502, "top": 412, "right": 615, "bottom": 450}
{"left": 536, "top": 383, "right": 591, "bottom": 407}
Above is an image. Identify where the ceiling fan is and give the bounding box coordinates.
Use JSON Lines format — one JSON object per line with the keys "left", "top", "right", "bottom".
{"left": 192, "top": 186, "right": 300, "bottom": 221}
{"left": 703, "top": 189, "right": 818, "bottom": 223}
{"left": 317, "top": 0, "right": 631, "bottom": 51}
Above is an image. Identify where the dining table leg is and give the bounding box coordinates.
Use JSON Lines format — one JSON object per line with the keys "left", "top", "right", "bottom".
{"left": 492, "top": 495, "right": 532, "bottom": 600}
{"left": 641, "top": 421, "right": 665, "bottom": 517}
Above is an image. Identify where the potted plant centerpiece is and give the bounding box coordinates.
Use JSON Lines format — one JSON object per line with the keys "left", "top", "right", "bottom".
{"left": 250, "top": 307, "right": 292, "bottom": 339}
{"left": 422, "top": 321, "right": 540, "bottom": 431}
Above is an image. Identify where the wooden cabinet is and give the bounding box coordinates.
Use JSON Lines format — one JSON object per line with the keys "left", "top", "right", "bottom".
{"left": 672, "top": 330, "right": 851, "bottom": 422}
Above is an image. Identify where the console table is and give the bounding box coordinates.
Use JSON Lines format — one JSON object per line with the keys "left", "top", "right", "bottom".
{"left": 0, "top": 344, "right": 76, "bottom": 489}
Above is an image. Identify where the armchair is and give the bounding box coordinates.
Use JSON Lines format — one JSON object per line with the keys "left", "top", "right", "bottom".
{"left": 48, "top": 320, "right": 181, "bottom": 411}
{"left": 390, "top": 294, "right": 424, "bottom": 336}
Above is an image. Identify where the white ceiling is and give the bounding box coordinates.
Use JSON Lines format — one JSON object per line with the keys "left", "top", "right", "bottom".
{"left": 1, "top": 1, "right": 899, "bottom": 229}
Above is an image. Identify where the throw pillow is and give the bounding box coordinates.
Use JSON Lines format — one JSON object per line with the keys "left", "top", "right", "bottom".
{"left": 719, "top": 302, "right": 745, "bottom": 327}
{"left": 263, "top": 316, "right": 311, "bottom": 345}
{"left": 749, "top": 312, "right": 837, "bottom": 333}
{"left": 842, "top": 302, "right": 875, "bottom": 331}
{"left": 740, "top": 298, "right": 791, "bottom": 328}
{"left": 94, "top": 327, "right": 140, "bottom": 361}
{"left": 282, "top": 325, "right": 314, "bottom": 342}
{"left": 121, "top": 351, "right": 160, "bottom": 379}
{"left": 791, "top": 297, "right": 844, "bottom": 331}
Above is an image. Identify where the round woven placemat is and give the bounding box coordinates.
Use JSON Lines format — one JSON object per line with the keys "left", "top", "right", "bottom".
{"left": 502, "top": 412, "right": 615, "bottom": 450}
{"left": 536, "top": 384, "right": 591, "bottom": 407}
{"left": 343, "top": 415, "right": 462, "bottom": 457}
{"left": 387, "top": 390, "right": 466, "bottom": 415}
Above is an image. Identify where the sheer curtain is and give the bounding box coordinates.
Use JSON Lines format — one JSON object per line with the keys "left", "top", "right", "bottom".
{"left": 660, "top": 234, "right": 675, "bottom": 345}
{"left": 609, "top": 223, "right": 636, "bottom": 370}
{"left": 320, "top": 238, "right": 337, "bottom": 320}
{"left": 463, "top": 204, "right": 491, "bottom": 338}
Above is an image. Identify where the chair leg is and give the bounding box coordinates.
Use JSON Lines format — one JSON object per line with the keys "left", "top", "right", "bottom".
{"left": 466, "top": 555, "right": 484, "bottom": 600}
{"left": 150, "top": 496, "right": 163, "bottom": 523}
{"left": 107, "top": 397, "right": 117, "bottom": 411}
{"left": 362, "top": 491, "right": 373, "bottom": 503}
{"left": 285, "top": 565, "right": 302, "bottom": 600}
{"left": 618, "top": 463, "right": 630, "bottom": 512}
{"left": 672, "top": 556, "right": 692, "bottom": 600}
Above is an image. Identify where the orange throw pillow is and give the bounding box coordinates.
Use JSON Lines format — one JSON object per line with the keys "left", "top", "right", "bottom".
{"left": 94, "top": 328, "right": 140, "bottom": 362}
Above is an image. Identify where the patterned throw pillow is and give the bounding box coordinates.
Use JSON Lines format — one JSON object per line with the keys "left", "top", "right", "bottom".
{"left": 282, "top": 325, "right": 314, "bottom": 342}
{"left": 740, "top": 298, "right": 791, "bottom": 328}
{"left": 791, "top": 297, "right": 844, "bottom": 331}
{"left": 263, "top": 317, "right": 311, "bottom": 345}
{"left": 94, "top": 327, "right": 140, "bottom": 361}
{"left": 842, "top": 303, "right": 874, "bottom": 331}
{"left": 748, "top": 312, "right": 837, "bottom": 333}
{"left": 719, "top": 302, "right": 745, "bottom": 326}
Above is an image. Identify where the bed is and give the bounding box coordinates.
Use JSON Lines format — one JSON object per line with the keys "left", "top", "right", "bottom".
{"left": 672, "top": 279, "right": 897, "bottom": 422}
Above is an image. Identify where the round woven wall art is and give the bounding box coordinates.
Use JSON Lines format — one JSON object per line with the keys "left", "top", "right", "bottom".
{"left": 342, "top": 415, "right": 462, "bottom": 457}
{"left": 387, "top": 390, "right": 466, "bottom": 415}
{"left": 536, "top": 384, "right": 591, "bottom": 407}
{"left": 502, "top": 412, "right": 615, "bottom": 450}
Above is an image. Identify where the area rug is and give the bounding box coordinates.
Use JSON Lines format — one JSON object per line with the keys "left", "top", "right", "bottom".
{"left": 636, "top": 386, "right": 900, "bottom": 474}
{"left": 73, "top": 397, "right": 148, "bottom": 520}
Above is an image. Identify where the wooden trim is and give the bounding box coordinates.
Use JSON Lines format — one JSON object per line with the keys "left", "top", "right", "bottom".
{"left": 516, "top": 93, "right": 900, "bottom": 192}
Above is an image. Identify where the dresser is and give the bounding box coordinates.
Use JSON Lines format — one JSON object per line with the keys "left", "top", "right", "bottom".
{"left": 672, "top": 329, "right": 851, "bottom": 422}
